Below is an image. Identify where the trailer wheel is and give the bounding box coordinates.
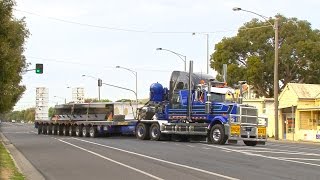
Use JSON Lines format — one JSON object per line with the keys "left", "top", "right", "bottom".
{"left": 150, "top": 123, "right": 161, "bottom": 141}
{"left": 209, "top": 124, "right": 228, "bottom": 145}
{"left": 136, "top": 123, "right": 150, "bottom": 140}
{"left": 243, "top": 141, "right": 258, "bottom": 146}
{"left": 52, "top": 125, "right": 58, "bottom": 135}
{"left": 37, "top": 124, "right": 42, "bottom": 134}
{"left": 89, "top": 126, "right": 97, "bottom": 138}
{"left": 42, "top": 125, "right": 47, "bottom": 135}
{"left": 69, "top": 126, "right": 74, "bottom": 136}
{"left": 63, "top": 125, "right": 69, "bottom": 136}
{"left": 75, "top": 126, "right": 82, "bottom": 137}
{"left": 57, "top": 125, "right": 63, "bottom": 136}
{"left": 47, "top": 125, "right": 52, "bottom": 135}
{"left": 82, "top": 126, "right": 89, "bottom": 137}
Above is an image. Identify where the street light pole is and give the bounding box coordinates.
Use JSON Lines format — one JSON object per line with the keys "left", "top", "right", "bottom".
{"left": 115, "top": 66, "right": 138, "bottom": 107}
{"left": 192, "top": 33, "right": 210, "bottom": 74}
{"left": 156, "top": 48, "right": 187, "bottom": 72}
{"left": 274, "top": 18, "right": 279, "bottom": 140}
{"left": 233, "top": 7, "right": 280, "bottom": 140}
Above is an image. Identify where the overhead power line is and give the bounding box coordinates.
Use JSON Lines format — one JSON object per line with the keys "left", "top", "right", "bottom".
{"left": 26, "top": 56, "right": 172, "bottom": 72}
{"left": 14, "top": 9, "right": 272, "bottom": 34}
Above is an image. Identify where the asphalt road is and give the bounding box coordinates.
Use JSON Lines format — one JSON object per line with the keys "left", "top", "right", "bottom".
{"left": 1, "top": 122, "right": 320, "bottom": 180}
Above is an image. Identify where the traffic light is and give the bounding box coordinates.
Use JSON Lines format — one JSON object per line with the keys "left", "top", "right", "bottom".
{"left": 98, "top": 79, "right": 102, "bottom": 86}
{"left": 35, "top": 64, "right": 43, "bottom": 74}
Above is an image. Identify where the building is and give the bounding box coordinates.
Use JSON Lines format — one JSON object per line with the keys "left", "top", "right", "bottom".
{"left": 278, "top": 83, "right": 320, "bottom": 142}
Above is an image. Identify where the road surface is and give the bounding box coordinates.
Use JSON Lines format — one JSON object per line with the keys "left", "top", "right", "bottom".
{"left": 1, "top": 122, "right": 320, "bottom": 180}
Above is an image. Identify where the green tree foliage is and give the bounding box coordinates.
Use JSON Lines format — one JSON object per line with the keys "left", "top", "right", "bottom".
{"left": 0, "top": 0, "right": 29, "bottom": 113}
{"left": 212, "top": 15, "right": 320, "bottom": 97}
{"left": 5, "top": 108, "right": 35, "bottom": 122}
{"left": 84, "top": 98, "right": 111, "bottom": 103}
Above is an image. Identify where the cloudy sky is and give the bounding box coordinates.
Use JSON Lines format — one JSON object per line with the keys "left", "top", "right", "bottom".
{"left": 13, "top": 0, "right": 320, "bottom": 110}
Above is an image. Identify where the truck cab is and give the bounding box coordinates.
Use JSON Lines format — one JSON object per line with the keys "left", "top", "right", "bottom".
{"left": 136, "top": 70, "right": 267, "bottom": 146}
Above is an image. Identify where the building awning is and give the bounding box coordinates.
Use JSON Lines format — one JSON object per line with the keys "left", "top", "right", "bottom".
{"left": 297, "top": 106, "right": 320, "bottom": 111}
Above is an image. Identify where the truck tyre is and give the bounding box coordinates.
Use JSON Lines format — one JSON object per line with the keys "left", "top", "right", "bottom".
{"left": 243, "top": 141, "right": 258, "bottom": 146}
{"left": 82, "top": 126, "right": 89, "bottom": 137}
{"left": 37, "top": 124, "right": 42, "bottom": 134}
{"left": 150, "top": 123, "right": 161, "bottom": 141}
{"left": 89, "top": 126, "right": 97, "bottom": 138}
{"left": 136, "top": 123, "right": 150, "bottom": 140}
{"left": 69, "top": 126, "right": 74, "bottom": 136}
{"left": 47, "top": 125, "right": 52, "bottom": 135}
{"left": 63, "top": 125, "right": 69, "bottom": 136}
{"left": 209, "top": 124, "right": 228, "bottom": 145}
{"left": 75, "top": 126, "right": 82, "bottom": 137}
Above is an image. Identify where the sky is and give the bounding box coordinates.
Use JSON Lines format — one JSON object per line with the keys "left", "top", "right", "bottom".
{"left": 13, "top": 0, "right": 320, "bottom": 110}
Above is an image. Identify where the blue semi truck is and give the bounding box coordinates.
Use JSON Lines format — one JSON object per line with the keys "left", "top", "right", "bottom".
{"left": 35, "top": 61, "right": 267, "bottom": 146}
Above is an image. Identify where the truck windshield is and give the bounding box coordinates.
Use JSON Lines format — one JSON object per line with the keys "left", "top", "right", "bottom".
{"left": 210, "top": 92, "right": 235, "bottom": 102}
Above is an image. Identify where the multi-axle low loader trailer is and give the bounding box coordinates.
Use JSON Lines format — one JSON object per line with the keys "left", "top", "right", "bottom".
{"left": 135, "top": 61, "right": 267, "bottom": 146}
{"left": 35, "top": 103, "right": 137, "bottom": 137}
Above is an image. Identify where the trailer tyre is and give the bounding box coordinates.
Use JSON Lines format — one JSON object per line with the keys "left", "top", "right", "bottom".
{"left": 136, "top": 123, "right": 150, "bottom": 140}
{"left": 89, "top": 126, "right": 97, "bottom": 138}
{"left": 47, "top": 125, "right": 52, "bottom": 135}
{"left": 209, "top": 124, "right": 228, "bottom": 145}
{"left": 63, "top": 125, "right": 69, "bottom": 136}
{"left": 150, "top": 123, "right": 161, "bottom": 141}
{"left": 69, "top": 126, "right": 74, "bottom": 136}
{"left": 75, "top": 126, "right": 82, "bottom": 137}
{"left": 82, "top": 126, "right": 89, "bottom": 137}
{"left": 37, "top": 124, "right": 42, "bottom": 134}
{"left": 243, "top": 141, "right": 258, "bottom": 146}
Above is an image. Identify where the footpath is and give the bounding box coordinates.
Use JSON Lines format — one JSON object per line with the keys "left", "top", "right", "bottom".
{"left": 0, "top": 130, "right": 45, "bottom": 180}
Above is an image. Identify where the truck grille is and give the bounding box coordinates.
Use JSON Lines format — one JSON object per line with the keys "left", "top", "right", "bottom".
{"left": 239, "top": 106, "right": 258, "bottom": 124}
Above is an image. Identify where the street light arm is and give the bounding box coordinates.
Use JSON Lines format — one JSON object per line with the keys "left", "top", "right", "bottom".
{"left": 158, "top": 48, "right": 186, "bottom": 63}
{"left": 233, "top": 7, "right": 274, "bottom": 27}
{"left": 102, "top": 83, "right": 136, "bottom": 96}
{"left": 116, "top": 66, "right": 137, "bottom": 76}
{"left": 82, "top": 74, "right": 98, "bottom": 80}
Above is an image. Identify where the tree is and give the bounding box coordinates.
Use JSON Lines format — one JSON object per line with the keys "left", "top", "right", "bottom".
{"left": 212, "top": 15, "right": 320, "bottom": 97}
{"left": 0, "top": 0, "right": 29, "bottom": 113}
{"left": 84, "top": 98, "right": 111, "bottom": 103}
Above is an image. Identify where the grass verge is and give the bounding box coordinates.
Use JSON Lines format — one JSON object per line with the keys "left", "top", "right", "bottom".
{"left": 0, "top": 142, "right": 25, "bottom": 180}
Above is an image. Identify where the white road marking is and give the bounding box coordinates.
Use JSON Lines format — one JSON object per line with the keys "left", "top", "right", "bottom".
{"left": 237, "top": 150, "right": 320, "bottom": 156}
{"left": 187, "top": 145, "right": 195, "bottom": 148}
{"left": 205, "top": 144, "right": 320, "bottom": 167}
{"left": 72, "top": 138, "right": 239, "bottom": 180}
{"left": 56, "top": 138, "right": 164, "bottom": 180}
{"left": 280, "top": 157, "right": 320, "bottom": 161}
{"left": 267, "top": 143, "right": 320, "bottom": 152}
{"left": 202, "top": 147, "right": 211, "bottom": 150}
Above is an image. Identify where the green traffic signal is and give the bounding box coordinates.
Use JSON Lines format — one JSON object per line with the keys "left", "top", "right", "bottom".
{"left": 35, "top": 63, "right": 43, "bottom": 74}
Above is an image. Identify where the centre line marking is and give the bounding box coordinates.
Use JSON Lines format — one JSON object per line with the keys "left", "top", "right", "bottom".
{"left": 72, "top": 138, "right": 239, "bottom": 180}
{"left": 205, "top": 144, "right": 320, "bottom": 167}
{"left": 57, "top": 138, "right": 164, "bottom": 180}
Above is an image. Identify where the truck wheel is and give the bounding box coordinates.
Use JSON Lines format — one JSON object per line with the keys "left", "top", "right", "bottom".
{"left": 63, "top": 125, "right": 69, "bottom": 136}
{"left": 89, "top": 126, "right": 97, "bottom": 138}
{"left": 244, "top": 141, "right": 258, "bottom": 146}
{"left": 37, "top": 124, "right": 42, "bottom": 134}
{"left": 209, "top": 124, "right": 228, "bottom": 145}
{"left": 82, "top": 126, "right": 89, "bottom": 137}
{"left": 75, "top": 126, "right": 82, "bottom": 137}
{"left": 150, "top": 123, "right": 161, "bottom": 141}
{"left": 136, "top": 123, "right": 150, "bottom": 140}
{"left": 69, "top": 126, "right": 74, "bottom": 136}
